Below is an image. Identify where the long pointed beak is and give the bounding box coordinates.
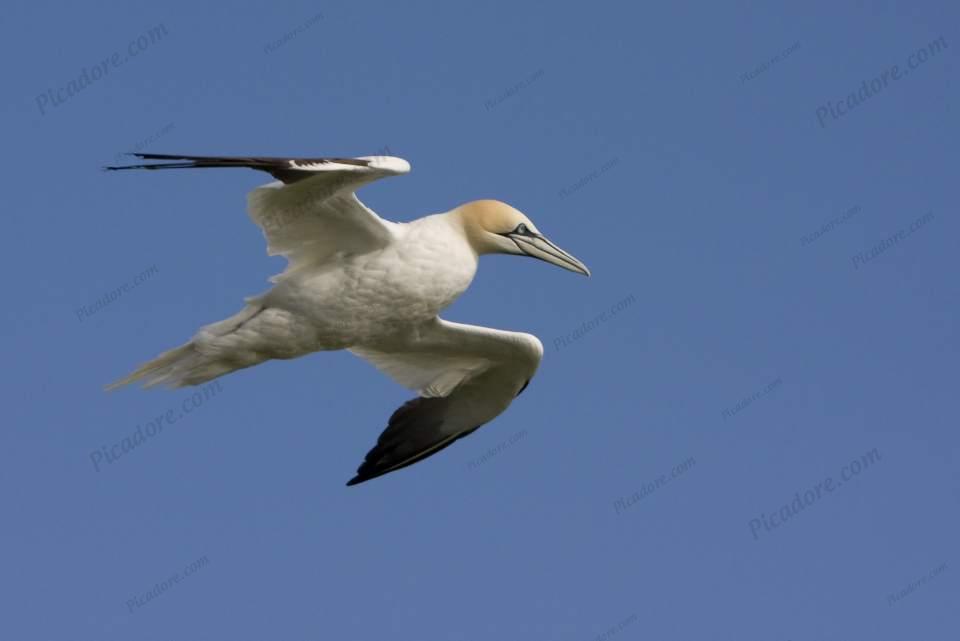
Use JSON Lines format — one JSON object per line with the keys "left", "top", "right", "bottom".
{"left": 509, "top": 233, "right": 591, "bottom": 276}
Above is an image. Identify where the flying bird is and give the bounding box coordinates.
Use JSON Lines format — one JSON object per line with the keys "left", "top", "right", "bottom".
{"left": 104, "top": 153, "right": 590, "bottom": 485}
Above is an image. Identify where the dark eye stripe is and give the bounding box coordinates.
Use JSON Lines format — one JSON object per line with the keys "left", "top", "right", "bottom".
{"left": 498, "top": 223, "right": 535, "bottom": 237}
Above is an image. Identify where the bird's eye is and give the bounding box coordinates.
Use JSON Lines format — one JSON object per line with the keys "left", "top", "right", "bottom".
{"left": 516, "top": 223, "right": 529, "bottom": 235}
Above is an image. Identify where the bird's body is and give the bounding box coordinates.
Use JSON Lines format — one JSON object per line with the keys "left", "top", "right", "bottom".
{"left": 260, "top": 211, "right": 477, "bottom": 350}
{"left": 105, "top": 153, "right": 589, "bottom": 485}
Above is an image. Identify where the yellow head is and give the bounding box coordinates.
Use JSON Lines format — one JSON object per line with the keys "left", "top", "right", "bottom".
{"left": 455, "top": 199, "right": 590, "bottom": 276}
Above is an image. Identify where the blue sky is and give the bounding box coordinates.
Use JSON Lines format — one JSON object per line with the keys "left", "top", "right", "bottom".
{"left": 1, "top": 0, "right": 958, "bottom": 639}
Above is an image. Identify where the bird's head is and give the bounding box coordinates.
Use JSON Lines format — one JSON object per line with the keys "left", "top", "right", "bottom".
{"left": 456, "top": 199, "right": 590, "bottom": 276}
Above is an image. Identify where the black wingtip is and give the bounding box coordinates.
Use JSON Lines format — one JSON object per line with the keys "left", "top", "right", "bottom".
{"left": 345, "top": 461, "right": 389, "bottom": 487}
{"left": 101, "top": 152, "right": 382, "bottom": 184}
{"left": 103, "top": 153, "right": 163, "bottom": 172}
{"left": 344, "top": 397, "right": 490, "bottom": 488}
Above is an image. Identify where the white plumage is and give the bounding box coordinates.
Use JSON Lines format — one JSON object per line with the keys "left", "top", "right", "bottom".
{"left": 105, "top": 152, "right": 589, "bottom": 485}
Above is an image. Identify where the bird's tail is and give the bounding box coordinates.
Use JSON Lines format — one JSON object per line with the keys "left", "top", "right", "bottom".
{"left": 105, "top": 341, "right": 237, "bottom": 390}
{"left": 107, "top": 303, "right": 270, "bottom": 390}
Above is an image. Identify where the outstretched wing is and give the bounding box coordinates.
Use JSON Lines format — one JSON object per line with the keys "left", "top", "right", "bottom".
{"left": 105, "top": 153, "right": 411, "bottom": 272}
{"left": 346, "top": 319, "right": 543, "bottom": 486}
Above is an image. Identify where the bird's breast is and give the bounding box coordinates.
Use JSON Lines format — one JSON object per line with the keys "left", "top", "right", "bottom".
{"left": 382, "top": 225, "right": 478, "bottom": 314}
{"left": 274, "top": 222, "right": 477, "bottom": 345}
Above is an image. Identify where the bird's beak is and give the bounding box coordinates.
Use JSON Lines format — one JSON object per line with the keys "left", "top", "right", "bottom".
{"left": 509, "top": 233, "right": 591, "bottom": 276}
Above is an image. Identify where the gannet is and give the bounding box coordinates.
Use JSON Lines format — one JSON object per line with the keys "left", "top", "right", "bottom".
{"left": 104, "top": 153, "right": 590, "bottom": 485}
